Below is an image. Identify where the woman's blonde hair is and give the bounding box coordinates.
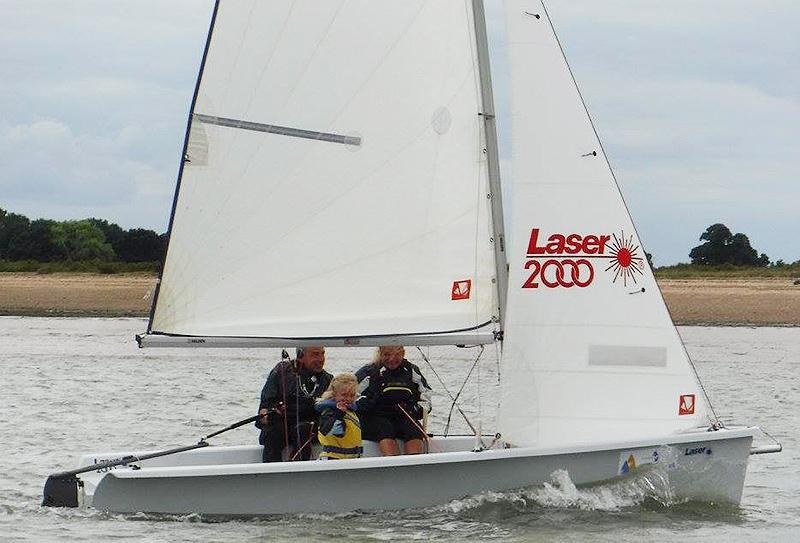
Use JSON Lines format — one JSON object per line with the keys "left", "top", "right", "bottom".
{"left": 371, "top": 345, "right": 405, "bottom": 365}
{"left": 319, "top": 372, "right": 358, "bottom": 401}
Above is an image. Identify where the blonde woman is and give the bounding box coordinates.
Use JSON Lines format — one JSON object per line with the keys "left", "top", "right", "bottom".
{"left": 355, "top": 346, "right": 432, "bottom": 456}
{"left": 315, "top": 373, "right": 362, "bottom": 460}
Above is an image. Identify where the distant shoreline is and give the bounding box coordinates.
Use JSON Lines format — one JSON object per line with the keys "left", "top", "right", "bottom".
{"left": 0, "top": 272, "right": 154, "bottom": 319}
{"left": 658, "top": 277, "right": 800, "bottom": 327}
{"left": 0, "top": 272, "right": 798, "bottom": 327}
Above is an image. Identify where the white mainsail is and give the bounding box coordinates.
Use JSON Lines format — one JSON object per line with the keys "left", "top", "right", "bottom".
{"left": 148, "top": 1, "right": 500, "bottom": 342}
{"left": 497, "top": 2, "right": 713, "bottom": 447}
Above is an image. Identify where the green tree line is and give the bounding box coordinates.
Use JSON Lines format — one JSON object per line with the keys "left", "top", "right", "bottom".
{"left": 0, "top": 207, "right": 165, "bottom": 264}
{"left": 1, "top": 208, "right": 797, "bottom": 277}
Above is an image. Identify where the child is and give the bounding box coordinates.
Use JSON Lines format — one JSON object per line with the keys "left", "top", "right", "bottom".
{"left": 315, "top": 373, "right": 362, "bottom": 460}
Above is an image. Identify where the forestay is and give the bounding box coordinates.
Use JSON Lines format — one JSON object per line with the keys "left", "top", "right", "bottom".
{"left": 147, "top": 1, "right": 499, "bottom": 344}
{"left": 497, "top": 2, "right": 713, "bottom": 447}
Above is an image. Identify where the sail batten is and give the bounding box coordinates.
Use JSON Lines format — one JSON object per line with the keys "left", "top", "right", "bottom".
{"left": 192, "top": 114, "right": 363, "bottom": 146}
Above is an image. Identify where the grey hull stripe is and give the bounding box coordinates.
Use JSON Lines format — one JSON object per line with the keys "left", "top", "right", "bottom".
{"left": 193, "top": 113, "right": 361, "bottom": 146}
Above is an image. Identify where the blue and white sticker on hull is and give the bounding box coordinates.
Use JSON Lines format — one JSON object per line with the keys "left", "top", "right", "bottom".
{"left": 618, "top": 447, "right": 663, "bottom": 475}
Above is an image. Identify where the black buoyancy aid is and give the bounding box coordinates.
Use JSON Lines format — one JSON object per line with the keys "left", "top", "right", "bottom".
{"left": 260, "top": 361, "right": 333, "bottom": 423}
{"left": 371, "top": 363, "right": 418, "bottom": 411}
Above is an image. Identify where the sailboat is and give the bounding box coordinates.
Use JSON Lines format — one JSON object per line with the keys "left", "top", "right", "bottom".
{"left": 44, "top": 0, "right": 779, "bottom": 514}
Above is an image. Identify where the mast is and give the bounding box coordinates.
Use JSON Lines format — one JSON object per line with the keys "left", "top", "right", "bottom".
{"left": 471, "top": 0, "right": 508, "bottom": 333}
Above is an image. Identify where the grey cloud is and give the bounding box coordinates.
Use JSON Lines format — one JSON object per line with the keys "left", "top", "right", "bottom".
{"left": 542, "top": 1, "right": 800, "bottom": 264}
{"left": 0, "top": 0, "right": 213, "bottom": 229}
{"left": 1, "top": 0, "right": 797, "bottom": 264}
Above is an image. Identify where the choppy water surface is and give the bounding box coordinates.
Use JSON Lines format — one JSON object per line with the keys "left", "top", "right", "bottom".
{"left": 1, "top": 318, "right": 797, "bottom": 542}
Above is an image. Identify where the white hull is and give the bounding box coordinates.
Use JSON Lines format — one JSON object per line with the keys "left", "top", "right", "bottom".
{"left": 77, "top": 427, "right": 754, "bottom": 515}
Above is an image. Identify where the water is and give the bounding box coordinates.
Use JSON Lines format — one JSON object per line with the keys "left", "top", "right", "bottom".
{"left": 1, "top": 317, "right": 797, "bottom": 542}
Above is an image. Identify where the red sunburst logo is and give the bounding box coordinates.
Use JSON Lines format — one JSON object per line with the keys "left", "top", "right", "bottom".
{"left": 605, "top": 231, "right": 645, "bottom": 286}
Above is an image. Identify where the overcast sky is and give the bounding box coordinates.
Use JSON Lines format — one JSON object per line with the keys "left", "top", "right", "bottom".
{"left": 1, "top": 1, "right": 797, "bottom": 265}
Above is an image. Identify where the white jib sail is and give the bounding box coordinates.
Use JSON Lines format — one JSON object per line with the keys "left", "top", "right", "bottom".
{"left": 150, "top": 1, "right": 498, "bottom": 341}
{"left": 497, "top": 2, "right": 713, "bottom": 448}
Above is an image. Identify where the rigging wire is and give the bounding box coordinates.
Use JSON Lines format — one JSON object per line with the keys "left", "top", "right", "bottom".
{"left": 476, "top": 342, "right": 483, "bottom": 450}
{"left": 493, "top": 335, "right": 502, "bottom": 421}
{"left": 290, "top": 422, "right": 316, "bottom": 461}
{"left": 675, "top": 327, "right": 723, "bottom": 427}
{"left": 415, "top": 346, "right": 484, "bottom": 437}
{"left": 397, "top": 404, "right": 441, "bottom": 454}
{"left": 280, "top": 351, "right": 290, "bottom": 453}
{"left": 760, "top": 427, "right": 783, "bottom": 449}
{"left": 295, "top": 366, "right": 301, "bottom": 460}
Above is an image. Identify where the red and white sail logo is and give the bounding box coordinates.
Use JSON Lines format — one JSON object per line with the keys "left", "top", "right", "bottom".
{"left": 522, "top": 228, "right": 645, "bottom": 289}
{"left": 451, "top": 279, "right": 471, "bottom": 300}
{"left": 678, "top": 394, "right": 696, "bottom": 416}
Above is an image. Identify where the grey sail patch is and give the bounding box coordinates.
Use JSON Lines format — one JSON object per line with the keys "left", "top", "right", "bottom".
{"left": 186, "top": 122, "right": 209, "bottom": 166}
{"left": 588, "top": 345, "right": 668, "bottom": 367}
{"left": 193, "top": 113, "right": 362, "bottom": 147}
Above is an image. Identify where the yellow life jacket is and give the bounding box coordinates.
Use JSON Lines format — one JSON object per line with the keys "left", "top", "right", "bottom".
{"left": 318, "top": 409, "right": 362, "bottom": 460}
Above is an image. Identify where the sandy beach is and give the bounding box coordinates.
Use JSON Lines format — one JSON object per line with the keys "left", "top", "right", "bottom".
{"left": 658, "top": 278, "right": 800, "bottom": 326}
{"left": 0, "top": 273, "right": 154, "bottom": 317}
{"left": 0, "top": 273, "right": 798, "bottom": 326}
